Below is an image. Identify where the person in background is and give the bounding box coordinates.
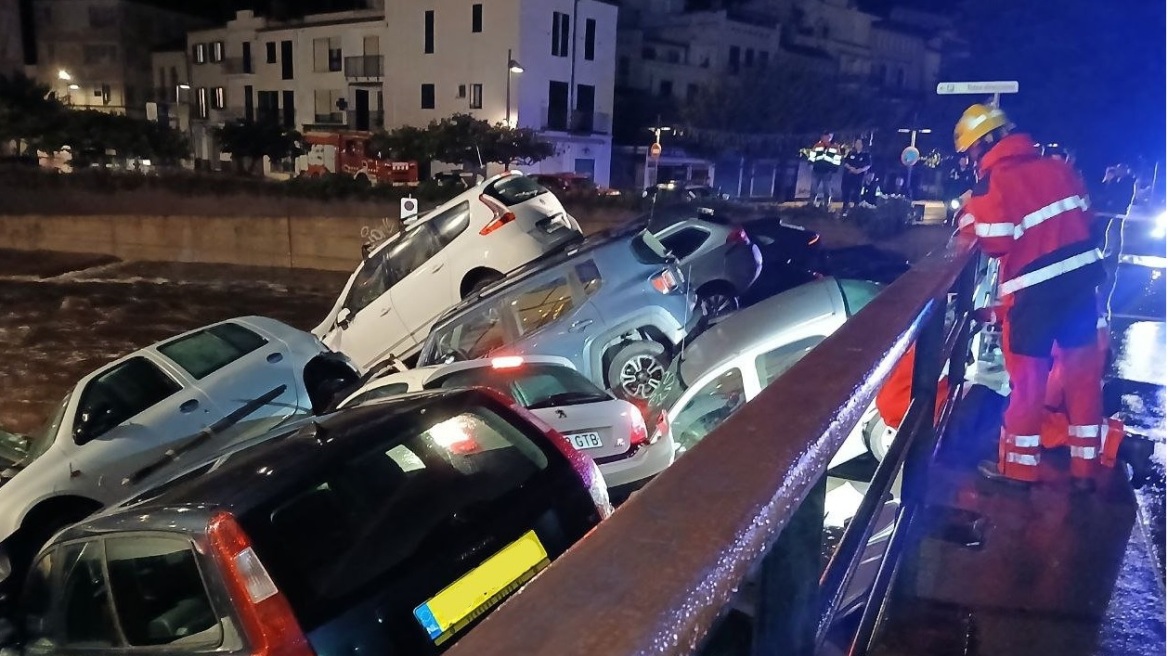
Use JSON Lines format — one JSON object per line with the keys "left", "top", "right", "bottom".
{"left": 945, "top": 156, "right": 978, "bottom": 225}
{"left": 841, "top": 138, "right": 872, "bottom": 215}
{"left": 806, "top": 131, "right": 843, "bottom": 209}
{"left": 885, "top": 174, "right": 908, "bottom": 197}
{"left": 1097, "top": 163, "right": 1136, "bottom": 216}
{"left": 859, "top": 171, "right": 882, "bottom": 206}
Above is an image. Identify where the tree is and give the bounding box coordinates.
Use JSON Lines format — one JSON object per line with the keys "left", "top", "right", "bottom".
{"left": 370, "top": 114, "right": 555, "bottom": 178}
{"left": 39, "top": 110, "right": 190, "bottom": 167}
{"left": 215, "top": 119, "right": 305, "bottom": 175}
{"left": 0, "top": 73, "right": 66, "bottom": 156}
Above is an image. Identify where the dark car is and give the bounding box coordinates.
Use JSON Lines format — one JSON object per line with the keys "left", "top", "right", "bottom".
{"left": 0, "top": 389, "right": 610, "bottom": 655}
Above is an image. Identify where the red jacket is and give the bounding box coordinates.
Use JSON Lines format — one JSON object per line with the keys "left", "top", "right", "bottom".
{"left": 957, "top": 133, "right": 1101, "bottom": 304}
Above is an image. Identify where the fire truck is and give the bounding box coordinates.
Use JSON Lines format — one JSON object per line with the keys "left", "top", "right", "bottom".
{"left": 301, "top": 130, "right": 419, "bottom": 185}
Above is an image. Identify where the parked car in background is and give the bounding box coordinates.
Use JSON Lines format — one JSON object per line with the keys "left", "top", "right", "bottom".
{"left": 314, "top": 171, "right": 583, "bottom": 371}
{"left": 0, "top": 316, "right": 358, "bottom": 587}
{"left": 639, "top": 204, "right": 763, "bottom": 317}
{"left": 645, "top": 277, "right": 886, "bottom": 466}
{"left": 0, "top": 389, "right": 610, "bottom": 655}
{"left": 742, "top": 217, "right": 824, "bottom": 270}
{"left": 643, "top": 182, "right": 730, "bottom": 205}
{"left": 531, "top": 172, "right": 621, "bottom": 198}
{"left": 418, "top": 225, "right": 696, "bottom": 401}
{"left": 338, "top": 355, "right": 673, "bottom": 500}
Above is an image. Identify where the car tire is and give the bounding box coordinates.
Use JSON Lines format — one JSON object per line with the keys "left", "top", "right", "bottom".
{"left": 696, "top": 283, "right": 740, "bottom": 319}
{"left": 463, "top": 271, "right": 504, "bottom": 298}
{"left": 606, "top": 340, "right": 669, "bottom": 401}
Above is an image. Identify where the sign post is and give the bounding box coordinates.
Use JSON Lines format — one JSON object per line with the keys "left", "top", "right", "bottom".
{"left": 936, "top": 80, "right": 1019, "bottom": 108}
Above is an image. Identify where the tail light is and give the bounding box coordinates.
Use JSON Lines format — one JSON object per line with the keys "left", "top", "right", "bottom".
{"left": 630, "top": 410, "right": 648, "bottom": 447}
{"left": 492, "top": 356, "right": 525, "bottom": 369}
{"left": 479, "top": 194, "right": 517, "bottom": 235}
{"left": 726, "top": 226, "right": 749, "bottom": 245}
{"left": 651, "top": 268, "right": 682, "bottom": 294}
{"left": 207, "top": 512, "right": 314, "bottom": 656}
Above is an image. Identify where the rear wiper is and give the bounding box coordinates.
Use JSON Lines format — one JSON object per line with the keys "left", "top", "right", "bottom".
{"left": 123, "top": 385, "right": 288, "bottom": 487}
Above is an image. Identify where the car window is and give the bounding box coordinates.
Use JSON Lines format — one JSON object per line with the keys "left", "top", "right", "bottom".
{"left": 428, "top": 364, "right": 609, "bottom": 409}
{"left": 837, "top": 279, "right": 884, "bottom": 316}
{"left": 575, "top": 260, "right": 603, "bottom": 297}
{"left": 58, "top": 540, "right": 120, "bottom": 647}
{"left": 484, "top": 174, "right": 549, "bottom": 206}
{"left": 239, "top": 404, "right": 551, "bottom": 629}
{"left": 21, "top": 549, "right": 56, "bottom": 649}
{"left": 105, "top": 536, "right": 221, "bottom": 647}
{"left": 385, "top": 224, "right": 443, "bottom": 286}
{"left": 430, "top": 201, "right": 471, "bottom": 246}
{"left": 671, "top": 368, "right": 747, "bottom": 453}
{"left": 756, "top": 336, "right": 826, "bottom": 388}
{"left": 659, "top": 227, "right": 709, "bottom": 259}
{"left": 630, "top": 231, "right": 671, "bottom": 265}
{"left": 158, "top": 323, "right": 268, "bottom": 379}
{"left": 75, "top": 357, "right": 182, "bottom": 442}
{"left": 428, "top": 305, "right": 507, "bottom": 362}
{"left": 345, "top": 247, "right": 392, "bottom": 315}
{"left": 511, "top": 277, "right": 577, "bottom": 336}
{"left": 342, "top": 382, "right": 411, "bottom": 407}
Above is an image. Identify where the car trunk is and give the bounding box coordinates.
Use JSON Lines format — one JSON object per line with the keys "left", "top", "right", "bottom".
{"left": 530, "top": 400, "right": 634, "bottom": 461}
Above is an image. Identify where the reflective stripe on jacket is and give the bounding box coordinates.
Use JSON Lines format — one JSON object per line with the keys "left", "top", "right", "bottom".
{"left": 809, "top": 141, "right": 842, "bottom": 172}
{"left": 957, "top": 133, "right": 1102, "bottom": 302}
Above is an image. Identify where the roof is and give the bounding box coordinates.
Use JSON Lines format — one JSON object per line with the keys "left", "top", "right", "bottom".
{"left": 64, "top": 390, "right": 490, "bottom": 538}
{"left": 677, "top": 278, "right": 844, "bottom": 383}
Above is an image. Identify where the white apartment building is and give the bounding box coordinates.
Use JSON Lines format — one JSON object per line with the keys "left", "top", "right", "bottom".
{"left": 33, "top": 0, "right": 204, "bottom": 116}
{"left": 178, "top": 0, "right": 619, "bottom": 185}
{"left": 148, "top": 48, "right": 191, "bottom": 133}
{"left": 0, "top": 0, "right": 23, "bottom": 76}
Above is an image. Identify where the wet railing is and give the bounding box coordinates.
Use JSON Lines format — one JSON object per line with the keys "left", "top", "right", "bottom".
{"left": 446, "top": 235, "right": 983, "bottom": 656}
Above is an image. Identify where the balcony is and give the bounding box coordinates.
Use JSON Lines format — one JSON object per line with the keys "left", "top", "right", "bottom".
{"left": 221, "top": 57, "right": 253, "bottom": 75}
{"left": 312, "top": 112, "right": 346, "bottom": 125}
{"left": 344, "top": 55, "right": 384, "bottom": 79}
{"left": 540, "top": 107, "right": 611, "bottom": 134}
{"left": 347, "top": 109, "right": 385, "bottom": 131}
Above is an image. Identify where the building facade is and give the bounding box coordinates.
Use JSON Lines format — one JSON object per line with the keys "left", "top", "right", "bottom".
{"left": 33, "top": 0, "right": 204, "bottom": 116}
{"left": 0, "top": 0, "right": 24, "bottom": 76}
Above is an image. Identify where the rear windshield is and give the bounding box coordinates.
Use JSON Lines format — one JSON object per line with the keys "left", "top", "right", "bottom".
{"left": 239, "top": 403, "right": 552, "bottom": 628}
{"left": 484, "top": 174, "right": 549, "bottom": 206}
{"left": 427, "top": 364, "right": 610, "bottom": 409}
{"left": 425, "top": 304, "right": 509, "bottom": 363}
{"left": 630, "top": 231, "right": 671, "bottom": 265}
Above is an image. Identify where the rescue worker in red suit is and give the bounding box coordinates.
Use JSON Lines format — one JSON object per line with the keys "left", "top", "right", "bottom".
{"left": 954, "top": 104, "right": 1105, "bottom": 490}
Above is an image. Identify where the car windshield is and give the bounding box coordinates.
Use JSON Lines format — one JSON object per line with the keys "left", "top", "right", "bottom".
{"left": 12, "top": 393, "right": 71, "bottom": 467}
{"left": 426, "top": 364, "right": 610, "bottom": 409}
{"left": 484, "top": 174, "right": 549, "bottom": 206}
{"left": 425, "top": 304, "right": 508, "bottom": 363}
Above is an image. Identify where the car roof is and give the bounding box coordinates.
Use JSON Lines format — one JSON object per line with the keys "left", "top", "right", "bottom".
{"left": 676, "top": 278, "right": 845, "bottom": 382}
{"left": 60, "top": 390, "right": 500, "bottom": 540}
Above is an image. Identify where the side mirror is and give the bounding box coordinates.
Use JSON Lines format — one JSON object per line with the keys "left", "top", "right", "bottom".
{"left": 73, "top": 403, "right": 114, "bottom": 445}
{"left": 337, "top": 307, "right": 353, "bottom": 330}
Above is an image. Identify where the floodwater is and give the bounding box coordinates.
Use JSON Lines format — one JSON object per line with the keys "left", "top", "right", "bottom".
{"left": 0, "top": 250, "right": 348, "bottom": 435}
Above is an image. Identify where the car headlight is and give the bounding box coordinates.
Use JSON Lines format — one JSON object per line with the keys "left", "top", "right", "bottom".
{"left": 949, "top": 199, "right": 961, "bottom": 210}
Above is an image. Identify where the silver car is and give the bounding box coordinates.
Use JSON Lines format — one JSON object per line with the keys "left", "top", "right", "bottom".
{"left": 417, "top": 225, "right": 697, "bottom": 401}
{"left": 642, "top": 205, "right": 763, "bottom": 317}
{"left": 337, "top": 355, "right": 673, "bottom": 499}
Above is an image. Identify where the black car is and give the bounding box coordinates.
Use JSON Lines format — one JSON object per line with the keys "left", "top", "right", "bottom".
{"left": 0, "top": 389, "right": 610, "bottom": 655}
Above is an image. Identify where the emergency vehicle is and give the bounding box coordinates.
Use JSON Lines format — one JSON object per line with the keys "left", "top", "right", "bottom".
{"left": 301, "top": 130, "right": 420, "bottom": 185}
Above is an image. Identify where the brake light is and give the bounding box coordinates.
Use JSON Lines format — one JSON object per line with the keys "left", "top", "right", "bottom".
{"left": 207, "top": 512, "right": 314, "bottom": 656}
{"left": 478, "top": 194, "right": 517, "bottom": 235}
{"left": 651, "top": 268, "right": 681, "bottom": 294}
{"left": 630, "top": 410, "right": 648, "bottom": 447}
{"left": 492, "top": 356, "right": 525, "bottom": 369}
{"left": 726, "top": 226, "right": 749, "bottom": 245}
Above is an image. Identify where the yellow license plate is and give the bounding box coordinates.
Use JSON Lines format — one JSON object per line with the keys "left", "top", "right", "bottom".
{"left": 412, "top": 531, "right": 550, "bottom": 645}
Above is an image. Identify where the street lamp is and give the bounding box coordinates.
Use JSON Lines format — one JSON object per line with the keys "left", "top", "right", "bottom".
{"left": 57, "top": 69, "right": 71, "bottom": 81}
{"left": 67, "top": 84, "right": 79, "bottom": 90}
{"left": 505, "top": 48, "right": 524, "bottom": 127}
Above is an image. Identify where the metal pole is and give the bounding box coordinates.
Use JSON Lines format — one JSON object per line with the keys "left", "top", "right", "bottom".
{"left": 506, "top": 48, "right": 512, "bottom": 126}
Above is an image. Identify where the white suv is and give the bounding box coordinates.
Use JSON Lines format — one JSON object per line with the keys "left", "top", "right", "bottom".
{"left": 315, "top": 172, "right": 582, "bottom": 371}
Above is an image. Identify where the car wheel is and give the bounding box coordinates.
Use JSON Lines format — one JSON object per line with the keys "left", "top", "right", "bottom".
{"left": 697, "top": 284, "right": 740, "bottom": 319}
{"left": 463, "top": 271, "right": 504, "bottom": 298}
{"left": 607, "top": 341, "right": 668, "bottom": 401}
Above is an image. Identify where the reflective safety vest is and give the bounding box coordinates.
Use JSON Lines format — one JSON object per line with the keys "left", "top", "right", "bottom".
{"left": 957, "top": 133, "right": 1102, "bottom": 303}
{"left": 808, "top": 141, "right": 843, "bottom": 173}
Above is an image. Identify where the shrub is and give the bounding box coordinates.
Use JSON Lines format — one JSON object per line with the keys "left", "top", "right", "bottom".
{"left": 851, "top": 196, "right": 913, "bottom": 240}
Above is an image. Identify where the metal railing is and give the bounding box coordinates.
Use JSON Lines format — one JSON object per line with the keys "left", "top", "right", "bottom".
{"left": 540, "top": 107, "right": 612, "bottom": 134}
{"left": 346, "top": 109, "right": 384, "bottom": 131}
{"left": 445, "top": 235, "right": 983, "bottom": 656}
{"left": 344, "top": 55, "right": 384, "bottom": 78}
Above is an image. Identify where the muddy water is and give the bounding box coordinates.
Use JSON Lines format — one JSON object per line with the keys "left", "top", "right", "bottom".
{"left": 0, "top": 254, "right": 349, "bottom": 435}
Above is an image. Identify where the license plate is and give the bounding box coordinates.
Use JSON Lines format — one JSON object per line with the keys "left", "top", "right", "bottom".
{"left": 413, "top": 531, "right": 549, "bottom": 646}
{"left": 566, "top": 432, "right": 603, "bottom": 450}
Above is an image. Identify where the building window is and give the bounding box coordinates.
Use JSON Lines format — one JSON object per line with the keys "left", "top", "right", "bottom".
{"left": 212, "top": 87, "right": 225, "bottom": 109}
{"left": 193, "top": 43, "right": 207, "bottom": 65}
{"left": 211, "top": 41, "right": 224, "bottom": 63}
{"left": 728, "top": 46, "right": 740, "bottom": 74}
{"left": 266, "top": 41, "right": 277, "bottom": 63}
{"left": 584, "top": 18, "right": 596, "bottom": 61}
{"left": 281, "top": 40, "right": 293, "bottom": 79}
{"left": 469, "top": 83, "right": 483, "bottom": 109}
{"left": 457, "top": 84, "right": 466, "bottom": 98}
{"left": 472, "top": 4, "right": 483, "bottom": 33}
{"left": 282, "top": 90, "right": 295, "bottom": 128}
{"left": 314, "top": 37, "right": 342, "bottom": 72}
{"left": 896, "top": 67, "right": 905, "bottom": 89}
{"left": 552, "top": 12, "right": 569, "bottom": 57}
{"left": 242, "top": 42, "right": 253, "bottom": 73}
{"left": 196, "top": 87, "right": 208, "bottom": 118}
{"left": 659, "top": 79, "right": 673, "bottom": 98}
{"left": 759, "top": 51, "right": 769, "bottom": 68}
{"left": 424, "top": 10, "right": 434, "bottom": 54}
{"left": 421, "top": 83, "right": 435, "bottom": 109}
{"left": 744, "top": 48, "right": 754, "bottom": 67}
{"left": 686, "top": 83, "right": 699, "bottom": 102}
{"left": 641, "top": 46, "right": 656, "bottom": 60}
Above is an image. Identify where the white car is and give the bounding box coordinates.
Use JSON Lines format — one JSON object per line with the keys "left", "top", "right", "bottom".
{"left": 314, "top": 172, "right": 583, "bottom": 371}
{"left": 644, "top": 277, "right": 887, "bottom": 471}
{"left": 337, "top": 355, "right": 673, "bottom": 499}
{"left": 0, "top": 316, "right": 358, "bottom": 578}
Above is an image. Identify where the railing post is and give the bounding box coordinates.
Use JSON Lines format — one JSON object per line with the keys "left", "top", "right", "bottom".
{"left": 903, "top": 297, "right": 945, "bottom": 506}
{"left": 948, "top": 259, "right": 977, "bottom": 393}
{"left": 752, "top": 476, "right": 826, "bottom": 656}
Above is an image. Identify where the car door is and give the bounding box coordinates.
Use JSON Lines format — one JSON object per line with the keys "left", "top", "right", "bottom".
{"left": 153, "top": 321, "right": 305, "bottom": 454}
{"left": 330, "top": 244, "right": 415, "bottom": 370}
{"left": 62, "top": 355, "right": 215, "bottom": 503}
{"left": 387, "top": 208, "right": 462, "bottom": 342}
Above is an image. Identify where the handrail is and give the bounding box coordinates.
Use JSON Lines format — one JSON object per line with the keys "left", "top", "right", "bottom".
{"left": 446, "top": 234, "right": 979, "bottom": 656}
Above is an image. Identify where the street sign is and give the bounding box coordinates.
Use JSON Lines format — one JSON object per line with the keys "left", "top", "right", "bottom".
{"left": 401, "top": 197, "right": 418, "bottom": 222}
{"left": 936, "top": 81, "right": 1019, "bottom": 95}
{"left": 900, "top": 146, "right": 921, "bottom": 167}
{"left": 649, "top": 142, "right": 662, "bottom": 159}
